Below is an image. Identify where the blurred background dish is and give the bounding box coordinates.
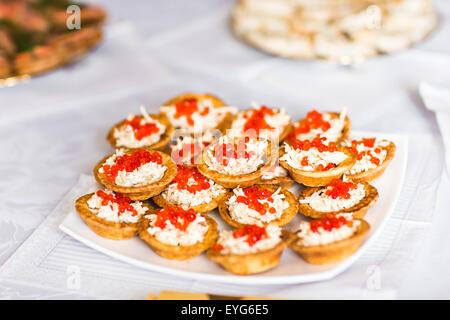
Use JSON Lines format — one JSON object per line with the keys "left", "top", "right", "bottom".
{"left": 232, "top": 0, "right": 438, "bottom": 63}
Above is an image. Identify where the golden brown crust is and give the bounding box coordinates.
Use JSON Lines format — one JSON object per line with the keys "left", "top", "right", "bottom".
{"left": 256, "top": 175, "right": 295, "bottom": 189}
{"left": 218, "top": 185, "right": 298, "bottom": 228}
{"left": 138, "top": 207, "right": 219, "bottom": 260}
{"left": 197, "top": 138, "right": 277, "bottom": 188}
{"left": 289, "top": 219, "right": 370, "bottom": 264}
{"left": 106, "top": 113, "right": 174, "bottom": 151}
{"left": 93, "top": 149, "right": 177, "bottom": 200}
{"left": 298, "top": 182, "right": 378, "bottom": 219}
{"left": 75, "top": 193, "right": 151, "bottom": 240}
{"left": 345, "top": 141, "right": 396, "bottom": 183}
{"left": 279, "top": 145, "right": 356, "bottom": 187}
{"left": 206, "top": 231, "right": 292, "bottom": 275}
{"left": 153, "top": 188, "right": 230, "bottom": 214}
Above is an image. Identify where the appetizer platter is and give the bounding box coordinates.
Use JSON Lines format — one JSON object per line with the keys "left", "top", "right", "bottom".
{"left": 61, "top": 93, "right": 407, "bottom": 284}
{"left": 0, "top": 0, "right": 106, "bottom": 80}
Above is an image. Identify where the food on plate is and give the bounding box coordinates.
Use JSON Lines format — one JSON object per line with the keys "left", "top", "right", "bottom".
{"left": 343, "top": 137, "right": 396, "bottom": 182}
{"left": 139, "top": 206, "right": 219, "bottom": 260}
{"left": 197, "top": 135, "right": 277, "bottom": 188}
{"left": 169, "top": 131, "right": 217, "bottom": 165}
{"left": 218, "top": 185, "right": 298, "bottom": 228}
{"left": 107, "top": 106, "right": 174, "bottom": 150}
{"left": 298, "top": 178, "right": 378, "bottom": 219}
{"left": 256, "top": 162, "right": 294, "bottom": 188}
{"left": 93, "top": 148, "right": 177, "bottom": 200}
{"left": 75, "top": 189, "right": 150, "bottom": 240}
{"left": 289, "top": 214, "right": 370, "bottom": 264}
{"left": 153, "top": 164, "right": 229, "bottom": 213}
{"left": 207, "top": 224, "right": 291, "bottom": 274}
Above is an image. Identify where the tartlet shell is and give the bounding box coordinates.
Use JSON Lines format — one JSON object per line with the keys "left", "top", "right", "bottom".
{"left": 218, "top": 185, "right": 298, "bottom": 228}
{"left": 257, "top": 175, "right": 295, "bottom": 189}
{"left": 345, "top": 140, "right": 396, "bottom": 183}
{"left": 93, "top": 149, "right": 177, "bottom": 200}
{"left": 75, "top": 193, "right": 151, "bottom": 240}
{"left": 138, "top": 207, "right": 219, "bottom": 260}
{"left": 289, "top": 219, "right": 370, "bottom": 264}
{"left": 279, "top": 145, "right": 356, "bottom": 187}
{"left": 206, "top": 231, "right": 292, "bottom": 275}
{"left": 298, "top": 181, "right": 378, "bottom": 219}
{"left": 106, "top": 113, "right": 174, "bottom": 151}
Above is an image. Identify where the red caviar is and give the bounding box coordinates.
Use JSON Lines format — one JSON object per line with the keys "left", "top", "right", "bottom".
{"left": 172, "top": 164, "right": 210, "bottom": 194}
{"left": 348, "top": 138, "right": 382, "bottom": 166}
{"left": 124, "top": 115, "right": 159, "bottom": 141}
{"left": 243, "top": 105, "right": 275, "bottom": 135}
{"left": 236, "top": 186, "right": 277, "bottom": 216}
{"left": 310, "top": 213, "right": 353, "bottom": 233}
{"left": 95, "top": 190, "right": 137, "bottom": 216}
{"left": 294, "top": 110, "right": 331, "bottom": 136}
{"left": 214, "top": 139, "right": 255, "bottom": 166}
{"left": 233, "top": 225, "right": 268, "bottom": 246}
{"left": 173, "top": 98, "right": 209, "bottom": 126}
{"left": 102, "top": 149, "right": 163, "bottom": 182}
{"left": 290, "top": 136, "right": 337, "bottom": 153}
{"left": 154, "top": 206, "right": 197, "bottom": 231}
{"left": 325, "top": 179, "right": 357, "bottom": 200}
{"left": 211, "top": 243, "right": 224, "bottom": 252}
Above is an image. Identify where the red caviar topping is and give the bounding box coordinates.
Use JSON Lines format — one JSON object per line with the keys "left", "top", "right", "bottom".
{"left": 310, "top": 213, "right": 353, "bottom": 233}
{"left": 233, "top": 225, "right": 268, "bottom": 246}
{"left": 124, "top": 115, "right": 159, "bottom": 141}
{"left": 214, "top": 139, "right": 255, "bottom": 165}
{"left": 95, "top": 190, "right": 138, "bottom": 216}
{"left": 325, "top": 179, "right": 357, "bottom": 200}
{"left": 348, "top": 138, "right": 382, "bottom": 166}
{"left": 102, "top": 149, "right": 163, "bottom": 182}
{"left": 243, "top": 105, "right": 275, "bottom": 135}
{"left": 236, "top": 186, "right": 277, "bottom": 216}
{"left": 290, "top": 136, "right": 337, "bottom": 153}
{"left": 173, "top": 98, "right": 209, "bottom": 126}
{"left": 211, "top": 243, "right": 224, "bottom": 252}
{"left": 172, "top": 164, "right": 210, "bottom": 194}
{"left": 154, "top": 206, "right": 197, "bottom": 231}
{"left": 294, "top": 110, "right": 331, "bottom": 136}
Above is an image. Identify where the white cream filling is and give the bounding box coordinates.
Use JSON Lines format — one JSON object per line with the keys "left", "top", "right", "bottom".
{"left": 162, "top": 177, "right": 227, "bottom": 209}
{"left": 280, "top": 142, "right": 348, "bottom": 171}
{"left": 344, "top": 138, "right": 389, "bottom": 174}
{"left": 216, "top": 224, "right": 282, "bottom": 255}
{"left": 227, "top": 187, "right": 289, "bottom": 225}
{"left": 87, "top": 190, "right": 147, "bottom": 223}
{"left": 146, "top": 213, "right": 208, "bottom": 246}
{"left": 294, "top": 112, "right": 345, "bottom": 143}
{"left": 99, "top": 150, "right": 167, "bottom": 187}
{"left": 300, "top": 183, "right": 365, "bottom": 212}
{"left": 205, "top": 135, "right": 268, "bottom": 175}
{"left": 113, "top": 114, "right": 166, "bottom": 148}
{"left": 297, "top": 219, "right": 360, "bottom": 247}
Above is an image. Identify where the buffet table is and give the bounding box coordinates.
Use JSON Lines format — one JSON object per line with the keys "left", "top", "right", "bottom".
{"left": 0, "top": 0, "right": 449, "bottom": 299}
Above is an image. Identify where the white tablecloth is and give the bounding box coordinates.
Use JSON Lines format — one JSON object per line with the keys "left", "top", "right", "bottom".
{"left": 0, "top": 0, "right": 449, "bottom": 299}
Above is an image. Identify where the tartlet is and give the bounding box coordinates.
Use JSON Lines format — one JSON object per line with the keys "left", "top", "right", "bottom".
{"left": 298, "top": 179, "right": 378, "bottom": 219}
{"left": 93, "top": 149, "right": 177, "bottom": 200}
{"left": 153, "top": 164, "right": 229, "bottom": 213}
{"left": 207, "top": 224, "right": 292, "bottom": 275}
{"left": 197, "top": 136, "right": 277, "bottom": 188}
{"left": 218, "top": 185, "right": 298, "bottom": 228}
{"left": 289, "top": 216, "right": 370, "bottom": 264}
{"left": 106, "top": 108, "right": 174, "bottom": 151}
{"left": 139, "top": 206, "right": 219, "bottom": 260}
{"left": 279, "top": 141, "right": 356, "bottom": 187}
{"left": 75, "top": 190, "right": 150, "bottom": 240}
{"left": 344, "top": 138, "right": 396, "bottom": 182}
{"left": 256, "top": 163, "right": 294, "bottom": 188}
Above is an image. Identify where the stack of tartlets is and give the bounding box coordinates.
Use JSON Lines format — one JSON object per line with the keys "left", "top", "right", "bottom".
{"left": 75, "top": 92, "right": 396, "bottom": 275}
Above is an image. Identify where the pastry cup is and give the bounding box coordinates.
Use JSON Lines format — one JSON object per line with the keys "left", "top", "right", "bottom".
{"left": 298, "top": 181, "right": 379, "bottom": 219}
{"left": 93, "top": 149, "right": 177, "bottom": 200}
{"left": 257, "top": 175, "right": 295, "bottom": 189}
{"left": 279, "top": 146, "right": 356, "bottom": 187}
{"left": 346, "top": 140, "right": 396, "bottom": 183}
{"left": 139, "top": 208, "right": 219, "bottom": 260}
{"left": 206, "top": 231, "right": 292, "bottom": 275}
{"left": 106, "top": 113, "right": 174, "bottom": 151}
{"left": 153, "top": 188, "right": 230, "bottom": 214}
{"left": 75, "top": 193, "right": 150, "bottom": 240}
{"left": 163, "top": 92, "right": 234, "bottom": 133}
{"left": 218, "top": 185, "right": 298, "bottom": 228}
{"left": 289, "top": 219, "right": 370, "bottom": 264}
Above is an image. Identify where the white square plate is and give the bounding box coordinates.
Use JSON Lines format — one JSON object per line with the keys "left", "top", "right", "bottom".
{"left": 60, "top": 132, "right": 408, "bottom": 285}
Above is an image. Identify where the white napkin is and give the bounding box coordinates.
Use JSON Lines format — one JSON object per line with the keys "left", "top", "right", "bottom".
{"left": 420, "top": 82, "right": 450, "bottom": 175}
